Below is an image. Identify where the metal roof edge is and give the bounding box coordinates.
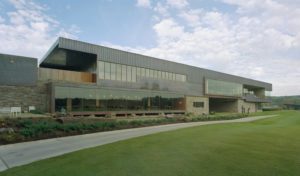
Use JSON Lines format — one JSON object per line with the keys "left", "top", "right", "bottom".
{"left": 39, "top": 38, "right": 60, "bottom": 66}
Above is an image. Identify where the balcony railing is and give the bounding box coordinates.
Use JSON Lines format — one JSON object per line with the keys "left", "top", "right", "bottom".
{"left": 243, "top": 93, "right": 271, "bottom": 103}
{"left": 39, "top": 68, "right": 96, "bottom": 83}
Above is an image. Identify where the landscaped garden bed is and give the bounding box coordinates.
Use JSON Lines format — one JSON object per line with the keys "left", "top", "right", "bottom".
{"left": 0, "top": 113, "right": 250, "bottom": 145}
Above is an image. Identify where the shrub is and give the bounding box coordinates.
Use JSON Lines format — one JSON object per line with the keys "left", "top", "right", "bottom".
{"left": 0, "top": 133, "right": 21, "bottom": 143}
{"left": 19, "top": 128, "right": 35, "bottom": 138}
{"left": 30, "top": 110, "right": 44, "bottom": 114}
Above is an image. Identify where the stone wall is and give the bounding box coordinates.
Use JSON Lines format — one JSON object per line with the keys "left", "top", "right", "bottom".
{"left": 185, "top": 96, "right": 209, "bottom": 115}
{"left": 209, "top": 99, "right": 238, "bottom": 113}
{"left": 237, "top": 100, "right": 256, "bottom": 113}
{"left": 0, "top": 82, "right": 50, "bottom": 112}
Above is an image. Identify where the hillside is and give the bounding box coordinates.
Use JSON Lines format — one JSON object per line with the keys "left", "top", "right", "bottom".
{"left": 270, "top": 95, "right": 300, "bottom": 106}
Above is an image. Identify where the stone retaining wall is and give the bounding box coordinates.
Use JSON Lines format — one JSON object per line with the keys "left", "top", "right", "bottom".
{"left": 0, "top": 82, "right": 50, "bottom": 112}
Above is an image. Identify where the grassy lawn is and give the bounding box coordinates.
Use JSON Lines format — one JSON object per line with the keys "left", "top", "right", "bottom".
{"left": 1, "top": 110, "right": 299, "bottom": 176}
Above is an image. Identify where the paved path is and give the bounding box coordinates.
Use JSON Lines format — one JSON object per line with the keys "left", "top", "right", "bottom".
{"left": 0, "top": 115, "right": 277, "bottom": 172}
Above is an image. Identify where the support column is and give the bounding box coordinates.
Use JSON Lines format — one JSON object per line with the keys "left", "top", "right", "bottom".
{"left": 147, "top": 97, "right": 151, "bottom": 110}
{"left": 96, "top": 99, "right": 100, "bottom": 110}
{"left": 67, "top": 98, "right": 72, "bottom": 112}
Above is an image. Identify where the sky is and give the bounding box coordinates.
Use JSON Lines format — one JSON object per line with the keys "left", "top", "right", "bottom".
{"left": 0, "top": 0, "right": 299, "bottom": 96}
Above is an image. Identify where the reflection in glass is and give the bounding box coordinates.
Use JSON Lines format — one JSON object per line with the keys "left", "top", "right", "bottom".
{"left": 110, "top": 63, "right": 116, "bottom": 80}
{"left": 116, "top": 64, "right": 121, "bottom": 81}
{"left": 104, "top": 62, "right": 110, "bottom": 80}
{"left": 122, "top": 65, "right": 126, "bottom": 81}
{"left": 206, "top": 79, "right": 243, "bottom": 97}
{"left": 98, "top": 61, "right": 105, "bottom": 79}
{"left": 55, "top": 86, "right": 185, "bottom": 112}
{"left": 98, "top": 60, "right": 187, "bottom": 82}
{"left": 127, "top": 65, "right": 132, "bottom": 82}
{"left": 132, "top": 66, "right": 136, "bottom": 82}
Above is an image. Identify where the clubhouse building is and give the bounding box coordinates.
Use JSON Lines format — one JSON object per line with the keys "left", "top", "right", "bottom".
{"left": 0, "top": 37, "right": 272, "bottom": 116}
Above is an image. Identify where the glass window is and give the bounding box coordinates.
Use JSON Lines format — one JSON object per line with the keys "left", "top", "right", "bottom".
{"left": 153, "top": 70, "right": 158, "bottom": 78}
{"left": 104, "top": 62, "right": 110, "bottom": 80}
{"left": 158, "top": 71, "right": 162, "bottom": 79}
{"left": 175, "top": 74, "right": 180, "bottom": 81}
{"left": 127, "top": 65, "right": 132, "bottom": 82}
{"left": 137, "top": 67, "right": 141, "bottom": 77}
{"left": 122, "top": 65, "right": 126, "bottom": 81}
{"left": 55, "top": 86, "right": 185, "bottom": 112}
{"left": 168, "top": 72, "right": 172, "bottom": 80}
{"left": 141, "top": 68, "right": 145, "bottom": 77}
{"left": 110, "top": 63, "right": 116, "bottom": 80}
{"left": 206, "top": 79, "right": 243, "bottom": 97}
{"left": 162, "top": 72, "right": 166, "bottom": 79}
{"left": 172, "top": 73, "right": 176, "bottom": 80}
{"left": 183, "top": 75, "right": 186, "bottom": 82}
{"left": 98, "top": 61, "right": 105, "bottom": 79}
{"left": 193, "top": 102, "right": 204, "bottom": 108}
{"left": 149, "top": 69, "right": 154, "bottom": 78}
{"left": 145, "top": 69, "right": 149, "bottom": 77}
{"left": 132, "top": 66, "right": 136, "bottom": 82}
{"left": 265, "top": 91, "right": 271, "bottom": 97}
{"left": 116, "top": 64, "right": 121, "bottom": 81}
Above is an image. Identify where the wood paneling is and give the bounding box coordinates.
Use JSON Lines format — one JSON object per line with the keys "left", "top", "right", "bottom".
{"left": 39, "top": 68, "right": 95, "bottom": 83}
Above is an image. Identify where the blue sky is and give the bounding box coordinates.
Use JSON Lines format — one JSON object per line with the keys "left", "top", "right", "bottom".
{"left": 0, "top": 0, "right": 300, "bottom": 96}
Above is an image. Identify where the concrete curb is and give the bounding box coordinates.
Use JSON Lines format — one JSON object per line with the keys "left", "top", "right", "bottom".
{"left": 0, "top": 156, "right": 8, "bottom": 171}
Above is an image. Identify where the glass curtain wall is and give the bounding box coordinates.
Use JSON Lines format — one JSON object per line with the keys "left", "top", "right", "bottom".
{"left": 98, "top": 60, "right": 187, "bottom": 83}
{"left": 205, "top": 79, "right": 243, "bottom": 97}
{"left": 54, "top": 86, "right": 185, "bottom": 112}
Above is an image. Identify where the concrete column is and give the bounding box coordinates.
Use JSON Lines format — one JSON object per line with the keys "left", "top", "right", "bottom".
{"left": 147, "top": 97, "right": 151, "bottom": 110}
{"left": 67, "top": 98, "right": 72, "bottom": 112}
{"left": 96, "top": 99, "right": 100, "bottom": 110}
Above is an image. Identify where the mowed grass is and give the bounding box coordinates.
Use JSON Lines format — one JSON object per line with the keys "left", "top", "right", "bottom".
{"left": 1, "top": 111, "right": 300, "bottom": 176}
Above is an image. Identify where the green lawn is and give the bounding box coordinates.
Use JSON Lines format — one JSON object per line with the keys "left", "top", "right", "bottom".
{"left": 1, "top": 110, "right": 299, "bottom": 176}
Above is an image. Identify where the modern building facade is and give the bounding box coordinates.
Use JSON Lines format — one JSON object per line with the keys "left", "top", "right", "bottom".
{"left": 0, "top": 37, "right": 272, "bottom": 116}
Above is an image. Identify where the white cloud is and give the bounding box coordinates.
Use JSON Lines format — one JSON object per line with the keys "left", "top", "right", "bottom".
{"left": 136, "top": 0, "right": 151, "bottom": 8}
{"left": 179, "top": 9, "right": 202, "bottom": 27}
{"left": 0, "top": 0, "right": 79, "bottom": 59}
{"left": 0, "top": 16, "right": 5, "bottom": 23}
{"left": 166, "top": 0, "right": 189, "bottom": 9}
{"left": 153, "top": 2, "right": 169, "bottom": 17}
{"left": 153, "top": 18, "right": 185, "bottom": 40}
{"left": 130, "top": 0, "right": 300, "bottom": 96}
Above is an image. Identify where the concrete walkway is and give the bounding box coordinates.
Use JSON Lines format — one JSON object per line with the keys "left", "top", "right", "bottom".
{"left": 0, "top": 115, "right": 277, "bottom": 172}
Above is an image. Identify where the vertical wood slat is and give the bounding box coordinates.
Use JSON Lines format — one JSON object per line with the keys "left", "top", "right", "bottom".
{"left": 38, "top": 68, "right": 95, "bottom": 83}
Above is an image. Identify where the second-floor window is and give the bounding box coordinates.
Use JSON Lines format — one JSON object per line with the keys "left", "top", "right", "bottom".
{"left": 98, "top": 61, "right": 187, "bottom": 83}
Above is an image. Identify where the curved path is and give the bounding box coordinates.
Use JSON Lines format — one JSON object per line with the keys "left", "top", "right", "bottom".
{"left": 0, "top": 115, "right": 277, "bottom": 172}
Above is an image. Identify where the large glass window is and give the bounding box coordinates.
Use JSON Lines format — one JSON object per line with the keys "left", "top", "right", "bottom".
{"left": 136, "top": 67, "right": 141, "bottom": 77}
{"left": 206, "top": 79, "right": 243, "bottom": 97}
{"left": 132, "top": 66, "right": 136, "bottom": 82}
{"left": 168, "top": 72, "right": 172, "bottom": 80}
{"left": 172, "top": 73, "right": 176, "bottom": 81}
{"left": 55, "top": 86, "right": 185, "bottom": 112}
{"left": 116, "top": 64, "right": 122, "bottom": 81}
{"left": 175, "top": 74, "right": 181, "bottom": 81}
{"left": 121, "top": 65, "right": 126, "bottom": 81}
{"left": 145, "top": 69, "right": 149, "bottom": 77}
{"left": 141, "top": 68, "right": 145, "bottom": 77}
{"left": 104, "top": 62, "right": 110, "bottom": 80}
{"left": 162, "top": 72, "right": 166, "bottom": 79}
{"left": 158, "top": 71, "right": 162, "bottom": 79}
{"left": 149, "top": 69, "right": 154, "bottom": 78}
{"left": 153, "top": 70, "right": 158, "bottom": 78}
{"left": 98, "top": 61, "right": 187, "bottom": 82}
{"left": 98, "top": 61, "right": 105, "bottom": 79}
{"left": 265, "top": 91, "right": 271, "bottom": 97}
{"left": 110, "top": 63, "right": 116, "bottom": 80}
{"left": 183, "top": 75, "right": 187, "bottom": 82}
{"left": 127, "top": 65, "right": 132, "bottom": 82}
